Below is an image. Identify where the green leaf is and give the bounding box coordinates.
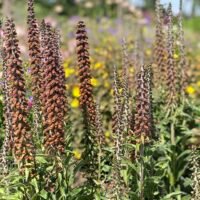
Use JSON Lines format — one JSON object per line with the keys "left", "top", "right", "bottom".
{"left": 40, "top": 189, "right": 48, "bottom": 199}
{"left": 162, "top": 191, "right": 185, "bottom": 199}
{"left": 31, "top": 178, "right": 39, "bottom": 193}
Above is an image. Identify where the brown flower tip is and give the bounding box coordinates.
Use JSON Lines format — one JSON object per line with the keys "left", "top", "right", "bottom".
{"left": 3, "top": 18, "right": 35, "bottom": 166}
{"left": 27, "top": 0, "right": 35, "bottom": 21}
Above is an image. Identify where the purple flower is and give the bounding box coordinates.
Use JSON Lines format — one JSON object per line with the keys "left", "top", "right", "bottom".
{"left": 108, "top": 27, "right": 117, "bottom": 35}
{"left": 143, "top": 11, "right": 151, "bottom": 25}
{"left": 68, "top": 15, "right": 81, "bottom": 23}
{"left": 28, "top": 96, "right": 33, "bottom": 109}
{"left": 67, "top": 31, "right": 74, "bottom": 39}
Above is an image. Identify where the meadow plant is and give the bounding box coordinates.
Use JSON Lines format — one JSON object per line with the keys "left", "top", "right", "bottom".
{"left": 178, "top": 0, "right": 188, "bottom": 97}
{"left": 76, "top": 21, "right": 97, "bottom": 129}
{"left": 154, "top": 0, "right": 166, "bottom": 84}
{"left": 27, "top": 0, "right": 42, "bottom": 141}
{"left": 27, "top": 0, "right": 41, "bottom": 104}
{"left": 132, "top": 64, "right": 154, "bottom": 199}
{"left": 191, "top": 146, "right": 200, "bottom": 200}
{"left": 134, "top": 65, "right": 153, "bottom": 142}
{"left": 40, "top": 23, "right": 66, "bottom": 155}
{"left": 166, "top": 3, "right": 177, "bottom": 110}
{"left": 111, "top": 64, "right": 126, "bottom": 199}
{"left": 121, "top": 39, "right": 130, "bottom": 134}
{"left": 3, "top": 18, "right": 35, "bottom": 169}
{"left": 0, "top": 32, "right": 12, "bottom": 175}
{"left": 76, "top": 21, "right": 101, "bottom": 192}
{"left": 0, "top": 48, "right": 12, "bottom": 175}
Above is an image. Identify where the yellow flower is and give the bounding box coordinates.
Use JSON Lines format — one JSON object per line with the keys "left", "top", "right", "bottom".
{"left": 197, "top": 81, "right": 200, "bottom": 87}
{"left": 119, "top": 88, "right": 123, "bottom": 94}
{"left": 105, "top": 131, "right": 111, "bottom": 138}
{"left": 72, "top": 86, "right": 80, "bottom": 97}
{"left": 130, "top": 67, "right": 134, "bottom": 73}
{"left": 91, "top": 78, "right": 99, "bottom": 87}
{"left": 0, "top": 95, "right": 3, "bottom": 101}
{"left": 146, "top": 49, "right": 151, "bottom": 56}
{"left": 143, "top": 27, "right": 147, "bottom": 34}
{"left": 102, "top": 72, "right": 108, "bottom": 79}
{"left": 63, "top": 62, "right": 69, "bottom": 68}
{"left": 104, "top": 81, "right": 110, "bottom": 88}
{"left": 186, "top": 86, "right": 195, "bottom": 95}
{"left": 94, "top": 62, "right": 103, "bottom": 69}
{"left": 110, "top": 89, "right": 114, "bottom": 95}
{"left": 173, "top": 53, "right": 179, "bottom": 59}
{"left": 65, "top": 68, "right": 75, "bottom": 78}
{"left": 65, "top": 84, "right": 69, "bottom": 90}
{"left": 73, "top": 149, "right": 81, "bottom": 160}
{"left": 71, "top": 99, "right": 79, "bottom": 108}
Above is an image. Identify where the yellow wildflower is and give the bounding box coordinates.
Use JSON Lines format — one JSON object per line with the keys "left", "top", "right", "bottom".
{"left": 173, "top": 53, "right": 179, "bottom": 59}
{"left": 94, "top": 62, "right": 103, "bottom": 69}
{"left": 146, "top": 49, "right": 151, "bottom": 56}
{"left": 105, "top": 131, "right": 111, "bottom": 138}
{"left": 72, "top": 86, "right": 80, "bottom": 97}
{"left": 65, "top": 68, "right": 75, "bottom": 78}
{"left": 186, "top": 86, "right": 195, "bottom": 95}
{"left": 91, "top": 78, "right": 99, "bottom": 87}
{"left": 143, "top": 27, "right": 147, "bottom": 34}
{"left": 130, "top": 67, "right": 134, "bottom": 73}
{"left": 119, "top": 88, "right": 123, "bottom": 94}
{"left": 70, "top": 99, "right": 79, "bottom": 108}
{"left": 63, "top": 62, "right": 69, "bottom": 68}
{"left": 102, "top": 72, "right": 108, "bottom": 79}
{"left": 65, "top": 84, "right": 69, "bottom": 90}
{"left": 197, "top": 81, "right": 200, "bottom": 87}
{"left": 104, "top": 81, "right": 110, "bottom": 88}
{"left": 73, "top": 149, "right": 81, "bottom": 160}
{"left": 110, "top": 89, "right": 114, "bottom": 95}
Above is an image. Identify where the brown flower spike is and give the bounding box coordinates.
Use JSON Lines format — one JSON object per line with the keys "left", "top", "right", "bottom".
{"left": 133, "top": 65, "right": 153, "bottom": 142}
{"left": 178, "top": 0, "right": 188, "bottom": 96}
{"left": 27, "top": 0, "right": 42, "bottom": 103}
{"left": 40, "top": 23, "right": 67, "bottom": 155}
{"left": 154, "top": 0, "right": 166, "bottom": 84}
{"left": 76, "top": 21, "right": 97, "bottom": 129}
{"left": 3, "top": 18, "right": 35, "bottom": 167}
{"left": 76, "top": 21, "right": 101, "bottom": 184}
{"left": 166, "top": 3, "right": 177, "bottom": 107}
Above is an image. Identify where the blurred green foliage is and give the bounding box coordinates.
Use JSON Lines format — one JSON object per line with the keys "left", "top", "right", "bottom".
{"left": 35, "top": 0, "right": 118, "bottom": 18}
{"left": 184, "top": 17, "right": 200, "bottom": 32}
